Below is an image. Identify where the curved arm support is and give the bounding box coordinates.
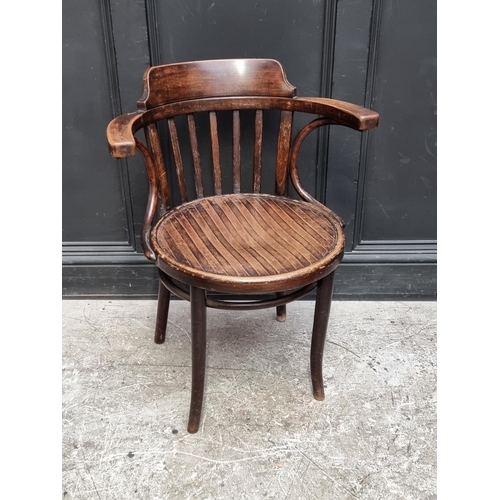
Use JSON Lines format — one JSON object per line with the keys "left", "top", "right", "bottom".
{"left": 106, "top": 111, "right": 144, "bottom": 158}
{"left": 135, "top": 138, "right": 158, "bottom": 261}
{"left": 295, "top": 97, "right": 379, "bottom": 131}
{"left": 289, "top": 118, "right": 345, "bottom": 228}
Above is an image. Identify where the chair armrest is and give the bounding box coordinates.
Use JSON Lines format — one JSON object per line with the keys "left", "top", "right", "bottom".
{"left": 295, "top": 97, "right": 379, "bottom": 131}
{"left": 106, "top": 111, "right": 144, "bottom": 158}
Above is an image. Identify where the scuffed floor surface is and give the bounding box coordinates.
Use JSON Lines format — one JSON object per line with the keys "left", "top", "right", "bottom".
{"left": 62, "top": 300, "right": 436, "bottom": 500}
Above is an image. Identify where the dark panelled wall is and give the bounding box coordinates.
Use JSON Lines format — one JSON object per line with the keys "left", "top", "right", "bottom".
{"left": 62, "top": 0, "right": 437, "bottom": 299}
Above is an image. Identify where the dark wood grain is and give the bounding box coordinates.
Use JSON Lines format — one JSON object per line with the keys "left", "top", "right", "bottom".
{"left": 151, "top": 193, "right": 344, "bottom": 293}
{"left": 187, "top": 114, "right": 204, "bottom": 198}
{"left": 209, "top": 111, "right": 222, "bottom": 195}
{"left": 311, "top": 271, "right": 335, "bottom": 400}
{"left": 106, "top": 97, "right": 379, "bottom": 159}
{"left": 106, "top": 111, "right": 143, "bottom": 158}
{"left": 105, "top": 58, "right": 380, "bottom": 433}
{"left": 154, "top": 278, "right": 171, "bottom": 344}
{"left": 137, "top": 97, "right": 379, "bottom": 132}
{"left": 134, "top": 138, "right": 158, "bottom": 262}
{"left": 232, "top": 110, "right": 241, "bottom": 193}
{"left": 159, "top": 267, "right": 318, "bottom": 310}
{"left": 275, "top": 111, "right": 293, "bottom": 195}
{"left": 146, "top": 124, "right": 170, "bottom": 212}
{"left": 167, "top": 118, "right": 188, "bottom": 203}
{"left": 253, "top": 110, "right": 263, "bottom": 193}
{"left": 138, "top": 58, "right": 296, "bottom": 109}
{"left": 188, "top": 286, "right": 206, "bottom": 433}
{"left": 276, "top": 292, "right": 286, "bottom": 322}
{"left": 290, "top": 118, "right": 336, "bottom": 201}
{"left": 298, "top": 97, "right": 379, "bottom": 130}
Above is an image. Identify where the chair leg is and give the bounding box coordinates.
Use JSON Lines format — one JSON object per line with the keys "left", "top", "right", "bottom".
{"left": 276, "top": 292, "right": 286, "bottom": 322}
{"left": 154, "top": 278, "right": 171, "bottom": 344}
{"left": 187, "top": 286, "right": 207, "bottom": 434}
{"left": 310, "top": 271, "right": 335, "bottom": 401}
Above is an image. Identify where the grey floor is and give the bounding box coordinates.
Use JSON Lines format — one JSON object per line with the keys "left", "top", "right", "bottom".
{"left": 62, "top": 300, "right": 436, "bottom": 500}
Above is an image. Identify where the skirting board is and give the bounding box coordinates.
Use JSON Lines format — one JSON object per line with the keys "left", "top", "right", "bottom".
{"left": 62, "top": 262, "right": 436, "bottom": 300}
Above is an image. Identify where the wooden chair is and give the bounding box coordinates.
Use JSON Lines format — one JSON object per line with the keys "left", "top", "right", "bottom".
{"left": 106, "top": 59, "right": 379, "bottom": 433}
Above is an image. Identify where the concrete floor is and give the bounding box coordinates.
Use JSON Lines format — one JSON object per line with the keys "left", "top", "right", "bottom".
{"left": 62, "top": 300, "right": 436, "bottom": 500}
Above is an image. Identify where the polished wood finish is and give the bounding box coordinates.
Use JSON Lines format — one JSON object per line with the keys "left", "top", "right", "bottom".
{"left": 167, "top": 118, "right": 188, "bottom": 203}
{"left": 188, "top": 286, "right": 207, "bottom": 434}
{"left": 107, "top": 111, "right": 143, "bottom": 158}
{"left": 209, "top": 111, "right": 222, "bottom": 195}
{"left": 187, "top": 114, "right": 204, "bottom": 198}
{"left": 138, "top": 58, "right": 296, "bottom": 109}
{"left": 158, "top": 269, "right": 318, "bottom": 311}
{"left": 107, "top": 96, "right": 378, "bottom": 159}
{"left": 276, "top": 111, "right": 293, "bottom": 196}
{"left": 154, "top": 279, "right": 171, "bottom": 344}
{"left": 276, "top": 292, "right": 286, "bottom": 322}
{"left": 253, "top": 110, "right": 263, "bottom": 193}
{"left": 232, "top": 110, "right": 241, "bottom": 193}
{"left": 134, "top": 138, "right": 158, "bottom": 262}
{"left": 311, "top": 271, "right": 335, "bottom": 400}
{"left": 146, "top": 124, "right": 170, "bottom": 213}
{"left": 106, "top": 58, "right": 379, "bottom": 432}
{"left": 151, "top": 194, "right": 344, "bottom": 294}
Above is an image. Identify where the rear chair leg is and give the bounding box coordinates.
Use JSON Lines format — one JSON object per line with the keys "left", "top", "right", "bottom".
{"left": 188, "top": 286, "right": 207, "bottom": 433}
{"left": 154, "top": 278, "right": 171, "bottom": 344}
{"left": 310, "top": 272, "right": 335, "bottom": 400}
{"left": 276, "top": 292, "right": 286, "bottom": 322}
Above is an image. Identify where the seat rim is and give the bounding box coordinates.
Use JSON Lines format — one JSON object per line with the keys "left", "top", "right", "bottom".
{"left": 151, "top": 193, "right": 345, "bottom": 294}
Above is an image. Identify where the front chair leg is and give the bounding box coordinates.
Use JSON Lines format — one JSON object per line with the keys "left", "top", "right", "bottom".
{"left": 154, "top": 277, "right": 171, "bottom": 344}
{"left": 188, "top": 286, "right": 207, "bottom": 433}
{"left": 310, "top": 271, "right": 335, "bottom": 400}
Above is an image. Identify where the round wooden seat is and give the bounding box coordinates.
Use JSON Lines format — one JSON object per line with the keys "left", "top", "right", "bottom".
{"left": 151, "top": 193, "right": 345, "bottom": 293}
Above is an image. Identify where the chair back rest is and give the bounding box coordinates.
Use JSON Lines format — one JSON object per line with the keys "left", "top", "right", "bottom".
{"left": 137, "top": 59, "right": 301, "bottom": 211}
{"left": 138, "top": 59, "right": 296, "bottom": 109}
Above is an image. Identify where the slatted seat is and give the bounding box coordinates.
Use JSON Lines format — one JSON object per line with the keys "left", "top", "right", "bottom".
{"left": 152, "top": 194, "right": 344, "bottom": 293}
{"left": 106, "top": 58, "right": 379, "bottom": 433}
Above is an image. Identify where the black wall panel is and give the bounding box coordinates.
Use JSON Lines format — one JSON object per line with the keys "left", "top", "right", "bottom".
{"left": 62, "top": 0, "right": 130, "bottom": 243}
{"left": 361, "top": 0, "right": 437, "bottom": 242}
{"left": 62, "top": 0, "right": 437, "bottom": 299}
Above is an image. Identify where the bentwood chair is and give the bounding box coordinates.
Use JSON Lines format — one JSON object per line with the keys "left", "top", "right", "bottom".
{"left": 106, "top": 59, "right": 378, "bottom": 433}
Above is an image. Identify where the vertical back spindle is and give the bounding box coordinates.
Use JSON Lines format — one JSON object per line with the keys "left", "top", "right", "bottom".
{"left": 209, "top": 111, "right": 222, "bottom": 195}
{"left": 232, "top": 110, "right": 241, "bottom": 193}
{"left": 167, "top": 118, "right": 188, "bottom": 203}
{"left": 253, "top": 110, "right": 263, "bottom": 193}
{"left": 187, "top": 114, "right": 204, "bottom": 198}
{"left": 275, "top": 111, "right": 293, "bottom": 196}
{"left": 146, "top": 124, "right": 171, "bottom": 213}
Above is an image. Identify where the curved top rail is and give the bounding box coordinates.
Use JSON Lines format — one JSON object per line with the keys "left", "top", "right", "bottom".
{"left": 107, "top": 97, "right": 379, "bottom": 158}
{"left": 138, "top": 58, "right": 297, "bottom": 109}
